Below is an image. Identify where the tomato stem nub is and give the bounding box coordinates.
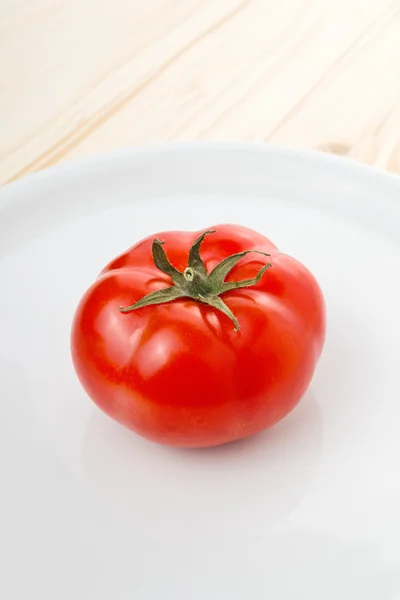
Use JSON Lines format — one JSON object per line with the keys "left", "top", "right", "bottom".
{"left": 119, "top": 230, "right": 271, "bottom": 331}
{"left": 183, "top": 267, "right": 194, "bottom": 282}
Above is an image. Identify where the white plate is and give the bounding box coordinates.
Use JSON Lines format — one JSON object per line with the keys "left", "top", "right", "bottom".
{"left": 1, "top": 143, "right": 400, "bottom": 599}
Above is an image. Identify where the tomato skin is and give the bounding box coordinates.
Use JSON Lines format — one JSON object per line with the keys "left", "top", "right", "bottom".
{"left": 71, "top": 224, "right": 325, "bottom": 447}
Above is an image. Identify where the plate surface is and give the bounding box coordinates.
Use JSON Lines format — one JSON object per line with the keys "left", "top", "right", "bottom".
{"left": 1, "top": 143, "right": 400, "bottom": 599}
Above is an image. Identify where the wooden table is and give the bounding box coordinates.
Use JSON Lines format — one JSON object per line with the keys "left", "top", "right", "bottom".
{"left": 1, "top": 0, "right": 400, "bottom": 185}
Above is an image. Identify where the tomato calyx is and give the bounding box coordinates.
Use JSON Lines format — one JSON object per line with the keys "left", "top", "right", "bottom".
{"left": 119, "top": 230, "right": 272, "bottom": 331}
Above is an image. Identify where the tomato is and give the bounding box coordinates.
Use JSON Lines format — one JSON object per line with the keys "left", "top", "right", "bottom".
{"left": 71, "top": 224, "right": 325, "bottom": 448}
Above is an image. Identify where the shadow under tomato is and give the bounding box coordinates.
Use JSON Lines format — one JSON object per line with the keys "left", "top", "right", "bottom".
{"left": 82, "top": 388, "right": 322, "bottom": 539}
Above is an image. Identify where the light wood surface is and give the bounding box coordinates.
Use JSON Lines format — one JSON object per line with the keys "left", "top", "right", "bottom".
{"left": 1, "top": 0, "right": 400, "bottom": 185}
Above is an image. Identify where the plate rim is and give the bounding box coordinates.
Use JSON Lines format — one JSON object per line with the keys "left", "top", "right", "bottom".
{"left": 2, "top": 141, "right": 400, "bottom": 205}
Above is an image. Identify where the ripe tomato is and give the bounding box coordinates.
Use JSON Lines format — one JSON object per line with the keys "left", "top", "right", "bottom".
{"left": 71, "top": 224, "right": 325, "bottom": 448}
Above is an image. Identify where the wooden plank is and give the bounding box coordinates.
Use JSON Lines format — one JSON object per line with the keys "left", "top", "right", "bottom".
{"left": 0, "top": 0, "right": 398, "bottom": 183}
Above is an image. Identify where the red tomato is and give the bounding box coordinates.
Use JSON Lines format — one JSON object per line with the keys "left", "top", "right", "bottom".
{"left": 71, "top": 224, "right": 325, "bottom": 448}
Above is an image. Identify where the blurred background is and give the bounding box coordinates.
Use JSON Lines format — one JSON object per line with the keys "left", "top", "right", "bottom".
{"left": 1, "top": 0, "right": 400, "bottom": 185}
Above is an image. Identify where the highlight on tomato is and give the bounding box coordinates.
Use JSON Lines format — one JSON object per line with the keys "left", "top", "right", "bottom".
{"left": 71, "top": 224, "right": 326, "bottom": 448}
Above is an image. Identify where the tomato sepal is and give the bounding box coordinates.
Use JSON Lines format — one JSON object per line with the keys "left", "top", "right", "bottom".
{"left": 120, "top": 230, "right": 271, "bottom": 331}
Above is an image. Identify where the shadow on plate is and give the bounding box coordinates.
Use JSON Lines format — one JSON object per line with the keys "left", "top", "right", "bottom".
{"left": 82, "top": 388, "right": 322, "bottom": 538}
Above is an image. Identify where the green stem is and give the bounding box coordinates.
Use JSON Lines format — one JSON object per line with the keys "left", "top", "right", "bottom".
{"left": 119, "top": 230, "right": 271, "bottom": 331}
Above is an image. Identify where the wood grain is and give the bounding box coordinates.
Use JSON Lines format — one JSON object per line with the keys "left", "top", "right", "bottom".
{"left": 1, "top": 0, "right": 400, "bottom": 184}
